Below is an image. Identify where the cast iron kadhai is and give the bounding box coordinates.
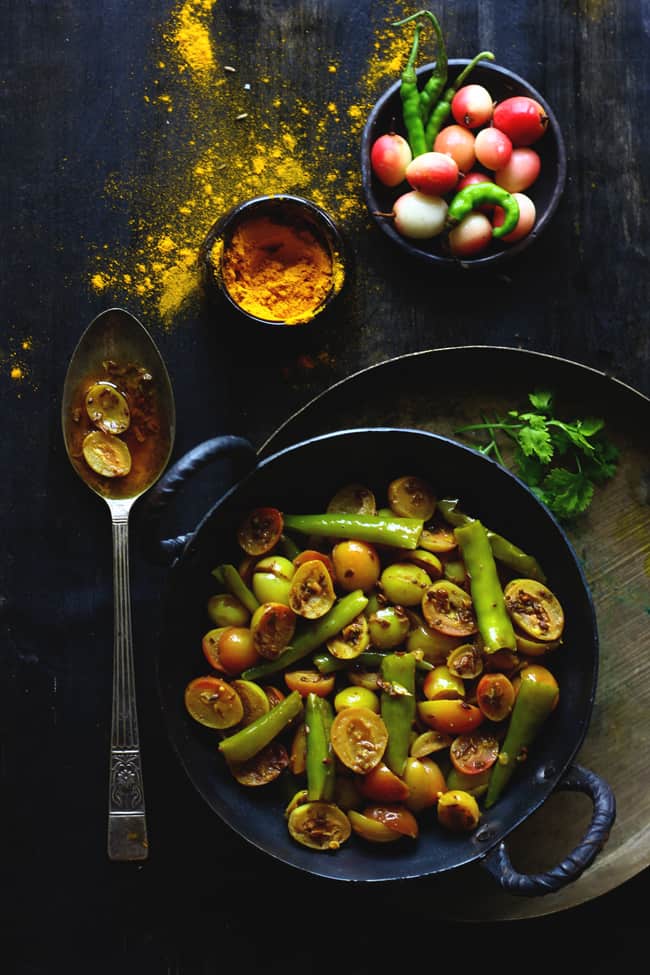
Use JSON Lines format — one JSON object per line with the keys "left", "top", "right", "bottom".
{"left": 260, "top": 346, "right": 650, "bottom": 919}
{"left": 141, "top": 427, "right": 614, "bottom": 893}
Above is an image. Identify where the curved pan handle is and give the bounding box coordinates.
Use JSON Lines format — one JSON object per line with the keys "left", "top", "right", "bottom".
{"left": 140, "top": 435, "right": 258, "bottom": 566}
{"left": 481, "top": 764, "right": 616, "bottom": 897}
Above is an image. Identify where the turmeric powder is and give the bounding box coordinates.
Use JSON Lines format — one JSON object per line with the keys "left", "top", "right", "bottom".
{"left": 88, "top": 0, "right": 408, "bottom": 328}
{"left": 219, "top": 213, "right": 335, "bottom": 325}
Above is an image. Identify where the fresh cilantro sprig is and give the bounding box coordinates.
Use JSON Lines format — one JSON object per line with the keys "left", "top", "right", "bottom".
{"left": 455, "top": 391, "right": 619, "bottom": 520}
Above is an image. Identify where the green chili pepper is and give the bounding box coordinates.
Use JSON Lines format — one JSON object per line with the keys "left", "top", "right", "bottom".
{"left": 313, "top": 650, "right": 433, "bottom": 675}
{"left": 215, "top": 563, "right": 260, "bottom": 615}
{"left": 380, "top": 652, "right": 416, "bottom": 776}
{"left": 419, "top": 15, "right": 448, "bottom": 119}
{"left": 398, "top": 21, "right": 428, "bottom": 158}
{"left": 393, "top": 10, "right": 448, "bottom": 121}
{"left": 484, "top": 673, "right": 559, "bottom": 808}
{"left": 313, "top": 650, "right": 379, "bottom": 674}
{"left": 486, "top": 533, "right": 546, "bottom": 584}
{"left": 394, "top": 9, "right": 448, "bottom": 122}
{"left": 438, "top": 499, "right": 547, "bottom": 583}
{"left": 242, "top": 589, "right": 369, "bottom": 681}
{"left": 437, "top": 498, "right": 473, "bottom": 527}
{"left": 446, "top": 182, "right": 520, "bottom": 238}
{"left": 282, "top": 512, "right": 423, "bottom": 550}
{"left": 280, "top": 533, "right": 301, "bottom": 560}
{"left": 443, "top": 559, "right": 467, "bottom": 586}
{"left": 305, "top": 693, "right": 335, "bottom": 801}
{"left": 218, "top": 690, "right": 303, "bottom": 764}
{"left": 424, "top": 50, "right": 495, "bottom": 148}
{"left": 454, "top": 520, "right": 517, "bottom": 654}
{"left": 210, "top": 565, "right": 226, "bottom": 588}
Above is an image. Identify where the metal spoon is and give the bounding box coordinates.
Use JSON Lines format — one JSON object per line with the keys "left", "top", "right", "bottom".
{"left": 61, "top": 308, "right": 175, "bottom": 861}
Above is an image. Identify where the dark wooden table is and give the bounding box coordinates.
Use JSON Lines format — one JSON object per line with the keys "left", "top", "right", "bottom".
{"left": 3, "top": 1, "right": 649, "bottom": 971}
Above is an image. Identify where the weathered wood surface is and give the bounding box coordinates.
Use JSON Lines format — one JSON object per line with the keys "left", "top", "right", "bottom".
{"left": 1, "top": 1, "right": 649, "bottom": 970}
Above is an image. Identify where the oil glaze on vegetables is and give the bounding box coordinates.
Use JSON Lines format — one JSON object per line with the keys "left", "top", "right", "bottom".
{"left": 67, "top": 360, "right": 171, "bottom": 500}
{"left": 183, "top": 474, "right": 567, "bottom": 852}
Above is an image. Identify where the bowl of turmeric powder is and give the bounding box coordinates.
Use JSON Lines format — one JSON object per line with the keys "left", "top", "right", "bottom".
{"left": 200, "top": 195, "right": 346, "bottom": 327}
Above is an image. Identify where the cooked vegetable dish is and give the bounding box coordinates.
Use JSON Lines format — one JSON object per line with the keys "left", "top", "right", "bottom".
{"left": 184, "top": 475, "right": 564, "bottom": 851}
{"left": 66, "top": 359, "right": 169, "bottom": 499}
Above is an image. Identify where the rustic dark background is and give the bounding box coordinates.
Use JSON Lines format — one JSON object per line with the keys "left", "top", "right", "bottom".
{"left": 2, "top": 1, "right": 648, "bottom": 971}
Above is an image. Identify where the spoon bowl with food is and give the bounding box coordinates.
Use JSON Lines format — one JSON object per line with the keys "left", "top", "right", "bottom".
{"left": 62, "top": 307, "right": 175, "bottom": 860}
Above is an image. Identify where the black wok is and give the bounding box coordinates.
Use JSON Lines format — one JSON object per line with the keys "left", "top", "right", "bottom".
{"left": 143, "top": 428, "right": 615, "bottom": 894}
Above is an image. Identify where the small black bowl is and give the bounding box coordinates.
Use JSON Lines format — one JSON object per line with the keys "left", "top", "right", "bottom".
{"left": 199, "top": 194, "right": 347, "bottom": 327}
{"left": 361, "top": 60, "right": 567, "bottom": 268}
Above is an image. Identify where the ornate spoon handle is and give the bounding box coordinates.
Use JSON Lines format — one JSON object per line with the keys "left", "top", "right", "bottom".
{"left": 107, "top": 502, "right": 149, "bottom": 861}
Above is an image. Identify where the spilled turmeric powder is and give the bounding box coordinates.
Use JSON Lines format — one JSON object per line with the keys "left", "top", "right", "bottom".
{"left": 88, "top": 1, "right": 414, "bottom": 328}
{"left": 220, "top": 213, "right": 334, "bottom": 325}
{"left": 170, "top": 0, "right": 217, "bottom": 79}
{"left": 1, "top": 327, "right": 34, "bottom": 390}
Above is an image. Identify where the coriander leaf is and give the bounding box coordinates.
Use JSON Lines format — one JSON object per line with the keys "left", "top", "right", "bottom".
{"left": 517, "top": 414, "right": 554, "bottom": 463}
{"left": 514, "top": 448, "right": 546, "bottom": 487}
{"left": 549, "top": 424, "right": 571, "bottom": 455}
{"left": 577, "top": 417, "right": 605, "bottom": 437}
{"left": 565, "top": 428, "right": 598, "bottom": 454}
{"left": 519, "top": 412, "right": 546, "bottom": 424}
{"left": 540, "top": 468, "right": 594, "bottom": 519}
{"left": 549, "top": 420, "right": 597, "bottom": 456}
{"left": 584, "top": 437, "right": 620, "bottom": 483}
{"left": 459, "top": 391, "right": 618, "bottom": 522}
{"left": 528, "top": 390, "right": 554, "bottom": 414}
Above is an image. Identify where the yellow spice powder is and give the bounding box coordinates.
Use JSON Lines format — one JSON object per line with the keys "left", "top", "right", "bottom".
{"left": 221, "top": 215, "right": 333, "bottom": 324}
{"left": 171, "top": 0, "right": 216, "bottom": 78}
{"left": 88, "top": 0, "right": 410, "bottom": 328}
{"left": 1, "top": 329, "right": 34, "bottom": 389}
